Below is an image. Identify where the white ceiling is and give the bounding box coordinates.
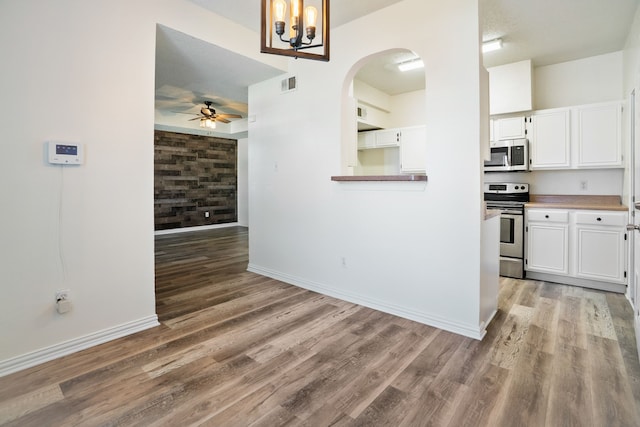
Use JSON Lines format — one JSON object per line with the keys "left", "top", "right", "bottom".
{"left": 481, "top": 0, "right": 639, "bottom": 68}
{"left": 156, "top": 0, "right": 640, "bottom": 128}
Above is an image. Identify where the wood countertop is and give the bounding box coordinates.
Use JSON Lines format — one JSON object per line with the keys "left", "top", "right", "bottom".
{"left": 525, "top": 195, "right": 628, "bottom": 211}
{"left": 331, "top": 175, "right": 428, "bottom": 182}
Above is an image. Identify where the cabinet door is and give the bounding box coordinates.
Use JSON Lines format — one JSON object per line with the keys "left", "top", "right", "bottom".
{"left": 526, "top": 222, "right": 569, "bottom": 275}
{"left": 375, "top": 129, "right": 401, "bottom": 147}
{"left": 489, "top": 118, "right": 495, "bottom": 142}
{"left": 529, "top": 109, "right": 571, "bottom": 169}
{"left": 575, "top": 226, "right": 625, "bottom": 283}
{"left": 494, "top": 117, "right": 527, "bottom": 140}
{"left": 357, "top": 131, "right": 376, "bottom": 150}
{"left": 576, "top": 102, "right": 622, "bottom": 168}
{"left": 400, "top": 126, "right": 426, "bottom": 173}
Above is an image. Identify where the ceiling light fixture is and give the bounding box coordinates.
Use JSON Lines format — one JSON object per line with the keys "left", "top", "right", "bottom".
{"left": 261, "top": 0, "right": 330, "bottom": 61}
{"left": 398, "top": 58, "right": 424, "bottom": 72}
{"left": 482, "top": 38, "right": 503, "bottom": 53}
{"left": 200, "top": 118, "right": 216, "bottom": 129}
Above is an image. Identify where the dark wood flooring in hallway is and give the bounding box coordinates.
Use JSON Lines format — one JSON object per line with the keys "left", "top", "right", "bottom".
{"left": 1, "top": 226, "right": 639, "bottom": 426}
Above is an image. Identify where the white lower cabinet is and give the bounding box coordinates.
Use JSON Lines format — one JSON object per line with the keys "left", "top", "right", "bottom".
{"left": 525, "top": 210, "right": 569, "bottom": 275}
{"left": 574, "top": 211, "right": 626, "bottom": 283}
{"left": 526, "top": 208, "right": 627, "bottom": 288}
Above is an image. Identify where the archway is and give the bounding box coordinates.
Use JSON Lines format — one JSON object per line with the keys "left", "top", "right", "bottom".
{"left": 340, "top": 49, "right": 426, "bottom": 175}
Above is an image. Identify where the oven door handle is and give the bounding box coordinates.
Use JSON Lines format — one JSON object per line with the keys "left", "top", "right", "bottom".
{"left": 499, "top": 210, "right": 524, "bottom": 216}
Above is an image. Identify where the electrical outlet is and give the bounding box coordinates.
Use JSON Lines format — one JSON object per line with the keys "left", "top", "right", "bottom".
{"left": 580, "top": 180, "right": 588, "bottom": 191}
{"left": 341, "top": 257, "right": 347, "bottom": 268}
{"left": 204, "top": 211, "right": 210, "bottom": 218}
{"left": 55, "top": 289, "right": 70, "bottom": 302}
{"left": 55, "top": 289, "right": 72, "bottom": 314}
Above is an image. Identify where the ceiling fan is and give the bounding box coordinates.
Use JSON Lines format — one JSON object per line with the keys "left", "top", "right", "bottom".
{"left": 189, "top": 101, "right": 242, "bottom": 127}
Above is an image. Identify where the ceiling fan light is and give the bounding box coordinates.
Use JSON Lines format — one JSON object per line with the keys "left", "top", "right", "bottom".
{"left": 482, "top": 38, "right": 503, "bottom": 53}
{"left": 200, "top": 118, "right": 216, "bottom": 129}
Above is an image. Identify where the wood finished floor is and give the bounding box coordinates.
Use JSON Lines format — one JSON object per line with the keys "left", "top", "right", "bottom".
{"left": 2, "top": 226, "right": 640, "bottom": 426}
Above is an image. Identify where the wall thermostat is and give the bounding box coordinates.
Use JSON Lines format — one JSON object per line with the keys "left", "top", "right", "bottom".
{"left": 48, "top": 141, "right": 83, "bottom": 165}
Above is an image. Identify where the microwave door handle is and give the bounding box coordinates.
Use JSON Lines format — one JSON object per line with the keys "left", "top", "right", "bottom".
{"left": 502, "top": 153, "right": 509, "bottom": 166}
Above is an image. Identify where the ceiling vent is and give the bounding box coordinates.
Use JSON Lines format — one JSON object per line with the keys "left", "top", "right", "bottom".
{"left": 281, "top": 76, "right": 297, "bottom": 93}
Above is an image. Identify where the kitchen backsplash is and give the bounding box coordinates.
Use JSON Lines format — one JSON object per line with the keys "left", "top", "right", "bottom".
{"left": 484, "top": 168, "right": 623, "bottom": 196}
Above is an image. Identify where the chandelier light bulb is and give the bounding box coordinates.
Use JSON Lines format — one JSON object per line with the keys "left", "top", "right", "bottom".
{"left": 305, "top": 6, "right": 318, "bottom": 27}
{"left": 291, "top": 0, "right": 300, "bottom": 18}
{"left": 273, "top": 0, "right": 286, "bottom": 22}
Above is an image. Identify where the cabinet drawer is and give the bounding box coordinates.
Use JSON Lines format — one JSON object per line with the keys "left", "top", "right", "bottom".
{"left": 575, "top": 211, "right": 626, "bottom": 227}
{"left": 527, "top": 210, "right": 569, "bottom": 223}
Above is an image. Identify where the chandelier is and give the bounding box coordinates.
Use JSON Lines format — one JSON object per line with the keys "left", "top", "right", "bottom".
{"left": 261, "top": 0, "right": 329, "bottom": 61}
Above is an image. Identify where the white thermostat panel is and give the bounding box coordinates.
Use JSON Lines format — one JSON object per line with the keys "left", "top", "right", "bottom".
{"left": 48, "top": 141, "right": 83, "bottom": 165}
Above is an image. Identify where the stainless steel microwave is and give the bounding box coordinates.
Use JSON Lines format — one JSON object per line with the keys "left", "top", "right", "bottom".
{"left": 484, "top": 139, "right": 529, "bottom": 172}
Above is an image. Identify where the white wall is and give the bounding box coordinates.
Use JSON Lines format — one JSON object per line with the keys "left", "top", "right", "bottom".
{"left": 485, "top": 169, "right": 624, "bottom": 196}
{"left": 248, "top": 0, "right": 489, "bottom": 338}
{"left": 0, "top": 0, "right": 285, "bottom": 375}
{"left": 535, "top": 51, "right": 624, "bottom": 109}
{"left": 390, "top": 90, "right": 427, "bottom": 128}
{"left": 623, "top": 8, "right": 640, "bottom": 209}
{"left": 356, "top": 147, "right": 400, "bottom": 175}
{"left": 238, "top": 137, "right": 249, "bottom": 226}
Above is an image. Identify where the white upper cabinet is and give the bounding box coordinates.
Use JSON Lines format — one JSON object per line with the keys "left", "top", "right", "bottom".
{"left": 358, "top": 126, "right": 427, "bottom": 174}
{"left": 575, "top": 102, "right": 622, "bottom": 168}
{"left": 528, "top": 108, "right": 571, "bottom": 169}
{"left": 357, "top": 128, "right": 401, "bottom": 149}
{"left": 357, "top": 131, "right": 376, "bottom": 149}
{"left": 375, "top": 129, "right": 402, "bottom": 147}
{"left": 491, "top": 101, "right": 622, "bottom": 171}
{"left": 488, "top": 60, "right": 533, "bottom": 115}
{"left": 494, "top": 116, "right": 527, "bottom": 140}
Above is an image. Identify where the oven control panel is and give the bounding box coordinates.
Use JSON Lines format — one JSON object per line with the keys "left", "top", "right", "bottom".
{"left": 485, "top": 183, "right": 528, "bottom": 193}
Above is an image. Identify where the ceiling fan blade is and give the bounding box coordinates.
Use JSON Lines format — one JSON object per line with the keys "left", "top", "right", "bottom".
{"left": 188, "top": 117, "right": 201, "bottom": 121}
{"left": 216, "top": 114, "right": 242, "bottom": 119}
{"left": 216, "top": 118, "right": 231, "bottom": 124}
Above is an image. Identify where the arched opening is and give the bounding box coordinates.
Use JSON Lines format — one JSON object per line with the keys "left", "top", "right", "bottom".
{"left": 341, "top": 49, "right": 427, "bottom": 176}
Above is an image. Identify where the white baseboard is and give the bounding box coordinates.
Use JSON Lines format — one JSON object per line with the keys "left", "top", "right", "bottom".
{"left": 154, "top": 222, "right": 246, "bottom": 236}
{"left": 0, "top": 315, "right": 159, "bottom": 377}
{"left": 247, "top": 264, "right": 486, "bottom": 340}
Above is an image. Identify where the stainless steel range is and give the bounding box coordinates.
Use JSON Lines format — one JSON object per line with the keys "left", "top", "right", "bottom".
{"left": 484, "top": 183, "right": 529, "bottom": 279}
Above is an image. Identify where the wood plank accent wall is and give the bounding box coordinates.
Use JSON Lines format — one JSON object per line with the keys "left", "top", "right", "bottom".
{"left": 154, "top": 130, "right": 237, "bottom": 230}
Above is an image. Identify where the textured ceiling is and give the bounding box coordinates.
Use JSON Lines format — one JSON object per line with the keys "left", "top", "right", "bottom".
{"left": 480, "top": 0, "right": 640, "bottom": 68}
{"left": 155, "top": 25, "right": 283, "bottom": 119}
{"left": 156, "top": 0, "right": 640, "bottom": 131}
{"left": 188, "top": 0, "right": 406, "bottom": 31}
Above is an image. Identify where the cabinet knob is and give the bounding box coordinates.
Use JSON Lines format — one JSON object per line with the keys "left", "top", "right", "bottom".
{"left": 597, "top": 217, "right": 602, "bottom": 221}
{"left": 545, "top": 215, "right": 549, "bottom": 219}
